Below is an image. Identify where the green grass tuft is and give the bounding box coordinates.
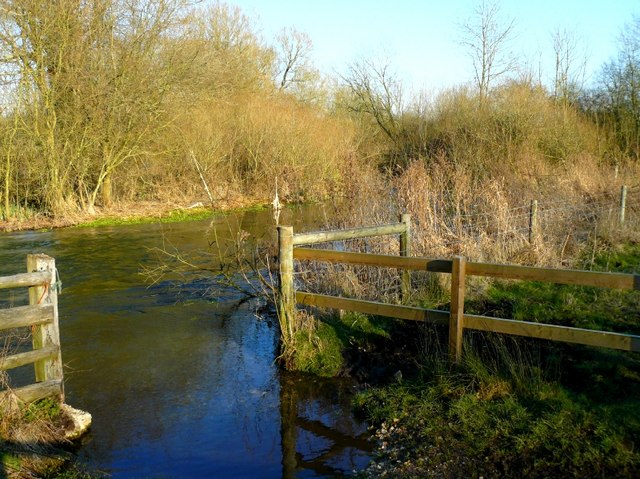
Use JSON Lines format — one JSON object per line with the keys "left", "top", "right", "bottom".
{"left": 22, "top": 397, "right": 62, "bottom": 423}
{"left": 76, "top": 208, "right": 214, "bottom": 228}
{"left": 1, "top": 451, "right": 22, "bottom": 470}
{"left": 290, "top": 311, "right": 395, "bottom": 377}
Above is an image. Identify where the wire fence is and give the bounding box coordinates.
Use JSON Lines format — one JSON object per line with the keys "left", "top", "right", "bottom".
{"left": 296, "top": 184, "right": 639, "bottom": 304}
{"left": 409, "top": 185, "right": 638, "bottom": 260}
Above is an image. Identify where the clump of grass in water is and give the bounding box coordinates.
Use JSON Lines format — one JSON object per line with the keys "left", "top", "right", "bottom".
{"left": 0, "top": 394, "right": 108, "bottom": 478}
{"left": 1, "top": 396, "right": 65, "bottom": 477}
{"left": 289, "top": 310, "right": 395, "bottom": 377}
{"left": 291, "top": 311, "right": 344, "bottom": 377}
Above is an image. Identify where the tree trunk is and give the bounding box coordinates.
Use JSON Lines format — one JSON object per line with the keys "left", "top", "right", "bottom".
{"left": 102, "top": 173, "right": 113, "bottom": 207}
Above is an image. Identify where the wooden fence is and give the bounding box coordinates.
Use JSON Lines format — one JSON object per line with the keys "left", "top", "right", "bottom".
{"left": 277, "top": 217, "right": 640, "bottom": 362}
{"left": 0, "top": 254, "right": 64, "bottom": 403}
{"left": 277, "top": 215, "right": 411, "bottom": 342}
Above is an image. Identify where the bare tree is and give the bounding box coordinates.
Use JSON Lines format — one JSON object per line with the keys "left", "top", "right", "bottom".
{"left": 274, "top": 27, "right": 312, "bottom": 90}
{"left": 596, "top": 16, "right": 640, "bottom": 159}
{"left": 340, "top": 58, "right": 408, "bottom": 169}
{"left": 272, "top": 27, "right": 327, "bottom": 105}
{"left": 460, "top": 0, "right": 515, "bottom": 101}
{"left": 552, "top": 28, "right": 586, "bottom": 105}
{"left": 184, "top": 3, "right": 271, "bottom": 95}
{"left": 0, "top": 0, "right": 195, "bottom": 214}
{"left": 341, "top": 58, "right": 403, "bottom": 143}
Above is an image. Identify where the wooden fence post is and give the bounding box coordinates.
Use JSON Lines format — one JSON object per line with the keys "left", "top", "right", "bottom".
{"left": 27, "top": 254, "right": 64, "bottom": 399}
{"left": 449, "top": 256, "right": 466, "bottom": 363}
{"left": 278, "top": 226, "right": 296, "bottom": 343}
{"left": 400, "top": 214, "right": 411, "bottom": 301}
{"left": 529, "top": 199, "right": 538, "bottom": 244}
{"left": 620, "top": 185, "right": 627, "bottom": 227}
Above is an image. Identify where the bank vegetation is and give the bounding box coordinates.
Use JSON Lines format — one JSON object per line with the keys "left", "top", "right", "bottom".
{"left": 0, "top": 0, "right": 638, "bottom": 231}
{"left": 2, "top": 1, "right": 640, "bottom": 477}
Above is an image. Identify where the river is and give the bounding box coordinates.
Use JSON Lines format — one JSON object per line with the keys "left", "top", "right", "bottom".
{"left": 0, "top": 205, "right": 372, "bottom": 478}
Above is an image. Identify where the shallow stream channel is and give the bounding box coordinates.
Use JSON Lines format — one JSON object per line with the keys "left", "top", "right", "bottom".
{"left": 0, "top": 205, "right": 372, "bottom": 478}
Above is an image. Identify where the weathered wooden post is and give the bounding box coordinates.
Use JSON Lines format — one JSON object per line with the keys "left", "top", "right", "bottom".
{"left": 528, "top": 199, "right": 538, "bottom": 244}
{"left": 449, "top": 256, "right": 466, "bottom": 363}
{"left": 399, "top": 213, "right": 412, "bottom": 301}
{"left": 620, "top": 185, "right": 627, "bottom": 227}
{"left": 278, "top": 226, "right": 296, "bottom": 343}
{"left": 27, "top": 254, "right": 64, "bottom": 400}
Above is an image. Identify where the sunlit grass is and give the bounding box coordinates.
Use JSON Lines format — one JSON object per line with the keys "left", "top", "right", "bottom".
{"left": 352, "top": 243, "right": 640, "bottom": 477}
{"left": 291, "top": 311, "right": 395, "bottom": 377}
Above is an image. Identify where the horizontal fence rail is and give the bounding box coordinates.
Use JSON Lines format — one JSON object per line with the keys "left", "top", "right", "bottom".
{"left": 0, "top": 254, "right": 64, "bottom": 404}
{"left": 294, "top": 248, "right": 453, "bottom": 273}
{"left": 293, "top": 222, "right": 408, "bottom": 246}
{"left": 0, "top": 271, "right": 51, "bottom": 290}
{"left": 279, "top": 216, "right": 640, "bottom": 365}
{"left": 294, "top": 248, "right": 640, "bottom": 290}
{"left": 464, "top": 314, "right": 640, "bottom": 352}
{"left": 297, "top": 292, "right": 449, "bottom": 324}
{"left": 5, "top": 380, "right": 64, "bottom": 405}
{"left": 0, "top": 304, "right": 55, "bottom": 331}
{"left": 0, "top": 345, "right": 59, "bottom": 371}
{"left": 466, "top": 262, "right": 640, "bottom": 290}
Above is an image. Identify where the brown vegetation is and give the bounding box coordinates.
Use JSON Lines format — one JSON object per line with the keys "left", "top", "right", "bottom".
{"left": 0, "top": 1, "right": 638, "bottom": 264}
{"left": 0, "top": 0, "right": 355, "bottom": 220}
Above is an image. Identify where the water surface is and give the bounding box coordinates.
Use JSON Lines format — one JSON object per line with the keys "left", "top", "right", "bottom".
{"left": 0, "top": 205, "right": 371, "bottom": 478}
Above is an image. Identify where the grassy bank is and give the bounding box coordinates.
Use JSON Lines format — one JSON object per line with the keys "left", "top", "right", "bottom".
{"left": 290, "top": 243, "right": 640, "bottom": 477}
{"left": 0, "top": 200, "right": 272, "bottom": 233}
{"left": 353, "top": 243, "right": 640, "bottom": 477}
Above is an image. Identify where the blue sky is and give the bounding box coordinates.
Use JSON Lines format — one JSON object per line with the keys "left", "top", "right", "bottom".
{"left": 222, "top": 0, "right": 640, "bottom": 98}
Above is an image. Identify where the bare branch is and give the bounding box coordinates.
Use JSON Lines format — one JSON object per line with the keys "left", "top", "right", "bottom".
{"left": 340, "top": 58, "right": 403, "bottom": 143}
{"left": 274, "top": 27, "right": 312, "bottom": 91}
{"left": 459, "top": 0, "right": 516, "bottom": 100}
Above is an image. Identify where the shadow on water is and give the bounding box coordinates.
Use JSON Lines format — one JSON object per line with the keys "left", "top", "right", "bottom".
{"left": 0, "top": 204, "right": 372, "bottom": 478}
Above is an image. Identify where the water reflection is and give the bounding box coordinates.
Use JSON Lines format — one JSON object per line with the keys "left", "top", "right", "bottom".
{"left": 280, "top": 373, "right": 372, "bottom": 478}
{"left": 0, "top": 205, "right": 371, "bottom": 478}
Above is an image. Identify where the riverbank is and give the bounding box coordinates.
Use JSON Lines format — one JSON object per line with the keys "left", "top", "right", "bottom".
{"left": 0, "top": 198, "right": 269, "bottom": 233}
{"left": 3, "top": 191, "right": 638, "bottom": 477}
{"left": 346, "top": 242, "right": 640, "bottom": 478}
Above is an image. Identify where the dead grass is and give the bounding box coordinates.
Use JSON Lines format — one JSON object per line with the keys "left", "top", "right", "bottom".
{"left": 0, "top": 393, "right": 75, "bottom": 479}
{"left": 294, "top": 82, "right": 640, "bottom": 308}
